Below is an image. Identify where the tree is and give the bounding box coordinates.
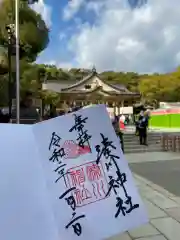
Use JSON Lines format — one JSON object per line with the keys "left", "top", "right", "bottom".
{"left": 0, "top": 0, "right": 49, "bottom": 106}
{"left": 139, "top": 73, "right": 180, "bottom": 104}
{"left": 0, "top": 0, "right": 49, "bottom": 62}
{"left": 0, "top": 74, "right": 8, "bottom": 106}
{"left": 69, "top": 68, "right": 90, "bottom": 81}
{"left": 0, "top": 45, "right": 8, "bottom": 74}
{"left": 20, "top": 64, "right": 41, "bottom": 94}
{"left": 100, "top": 71, "right": 140, "bottom": 92}
{"left": 40, "top": 90, "right": 60, "bottom": 106}
{"left": 19, "top": 64, "right": 65, "bottom": 105}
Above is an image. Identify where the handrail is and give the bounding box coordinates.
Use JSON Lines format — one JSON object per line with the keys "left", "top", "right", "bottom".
{"left": 161, "top": 133, "right": 180, "bottom": 152}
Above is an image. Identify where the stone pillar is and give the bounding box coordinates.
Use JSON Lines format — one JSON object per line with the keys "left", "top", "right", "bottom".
{"left": 120, "top": 100, "right": 124, "bottom": 114}
{"left": 70, "top": 101, "right": 73, "bottom": 108}
{"left": 113, "top": 102, "right": 116, "bottom": 116}
{"left": 62, "top": 101, "right": 69, "bottom": 112}
{"left": 117, "top": 103, "right": 120, "bottom": 115}
{"left": 115, "top": 105, "right": 119, "bottom": 116}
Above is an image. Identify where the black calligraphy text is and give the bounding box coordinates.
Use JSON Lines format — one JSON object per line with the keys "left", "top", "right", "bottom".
{"left": 49, "top": 132, "right": 67, "bottom": 185}
{"left": 95, "top": 133, "right": 139, "bottom": 218}
{"left": 59, "top": 187, "right": 85, "bottom": 236}
{"left": 69, "top": 114, "right": 92, "bottom": 151}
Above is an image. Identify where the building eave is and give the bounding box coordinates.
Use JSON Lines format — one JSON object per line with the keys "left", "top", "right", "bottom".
{"left": 61, "top": 71, "right": 129, "bottom": 93}
{"left": 61, "top": 86, "right": 140, "bottom": 97}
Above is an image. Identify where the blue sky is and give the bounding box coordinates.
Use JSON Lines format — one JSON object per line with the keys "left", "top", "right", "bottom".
{"left": 38, "top": 0, "right": 77, "bottom": 65}
{"left": 33, "top": 0, "right": 99, "bottom": 68}
{"left": 32, "top": 0, "right": 180, "bottom": 73}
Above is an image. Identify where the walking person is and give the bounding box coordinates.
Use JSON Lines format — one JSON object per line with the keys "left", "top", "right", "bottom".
{"left": 138, "top": 111, "right": 149, "bottom": 146}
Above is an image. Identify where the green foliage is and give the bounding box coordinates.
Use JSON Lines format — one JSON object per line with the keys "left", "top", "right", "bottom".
{"left": 0, "top": 0, "right": 49, "bottom": 62}
{"left": 0, "top": 46, "right": 8, "bottom": 74}
{"left": 139, "top": 71, "right": 180, "bottom": 103}
{"left": 0, "top": 0, "right": 49, "bottom": 106}
{"left": 18, "top": 63, "right": 71, "bottom": 105}
{"left": 0, "top": 74, "right": 8, "bottom": 106}
{"left": 100, "top": 71, "right": 139, "bottom": 92}
{"left": 40, "top": 90, "right": 60, "bottom": 105}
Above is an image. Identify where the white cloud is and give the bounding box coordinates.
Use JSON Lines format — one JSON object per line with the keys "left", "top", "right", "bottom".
{"left": 85, "top": 1, "right": 104, "bottom": 16}
{"left": 31, "top": 0, "right": 52, "bottom": 27}
{"left": 68, "top": 0, "right": 180, "bottom": 73}
{"left": 63, "top": 0, "right": 85, "bottom": 21}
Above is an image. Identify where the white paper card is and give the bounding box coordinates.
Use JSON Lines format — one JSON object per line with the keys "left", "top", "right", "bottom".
{"left": 0, "top": 124, "right": 59, "bottom": 240}
{"left": 33, "top": 104, "right": 148, "bottom": 240}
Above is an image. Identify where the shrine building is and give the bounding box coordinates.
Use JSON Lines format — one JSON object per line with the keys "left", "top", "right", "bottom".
{"left": 42, "top": 68, "right": 140, "bottom": 115}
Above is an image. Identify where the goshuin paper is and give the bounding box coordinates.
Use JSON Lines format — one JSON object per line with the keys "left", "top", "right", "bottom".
{"left": 33, "top": 105, "right": 148, "bottom": 240}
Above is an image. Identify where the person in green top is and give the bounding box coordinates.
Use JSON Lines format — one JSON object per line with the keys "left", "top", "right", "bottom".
{"left": 11, "top": 91, "right": 41, "bottom": 124}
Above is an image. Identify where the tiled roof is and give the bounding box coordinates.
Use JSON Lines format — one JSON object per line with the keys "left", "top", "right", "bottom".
{"left": 43, "top": 71, "right": 139, "bottom": 96}
{"left": 61, "top": 86, "right": 140, "bottom": 96}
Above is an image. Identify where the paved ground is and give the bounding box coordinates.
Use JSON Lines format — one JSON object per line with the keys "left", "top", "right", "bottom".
{"left": 130, "top": 160, "right": 180, "bottom": 197}
{"left": 125, "top": 152, "right": 180, "bottom": 164}
{"left": 126, "top": 152, "right": 180, "bottom": 197}
{"left": 108, "top": 173, "right": 180, "bottom": 240}
{"left": 108, "top": 151, "right": 180, "bottom": 239}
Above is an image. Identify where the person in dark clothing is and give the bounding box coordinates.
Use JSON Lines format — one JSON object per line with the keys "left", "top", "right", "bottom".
{"left": 58, "top": 110, "right": 65, "bottom": 116}
{"left": 0, "top": 110, "right": 10, "bottom": 123}
{"left": 138, "top": 111, "right": 149, "bottom": 145}
{"left": 49, "top": 109, "right": 57, "bottom": 118}
{"left": 11, "top": 91, "right": 41, "bottom": 124}
{"left": 135, "top": 111, "right": 144, "bottom": 136}
{"left": 43, "top": 114, "right": 50, "bottom": 120}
